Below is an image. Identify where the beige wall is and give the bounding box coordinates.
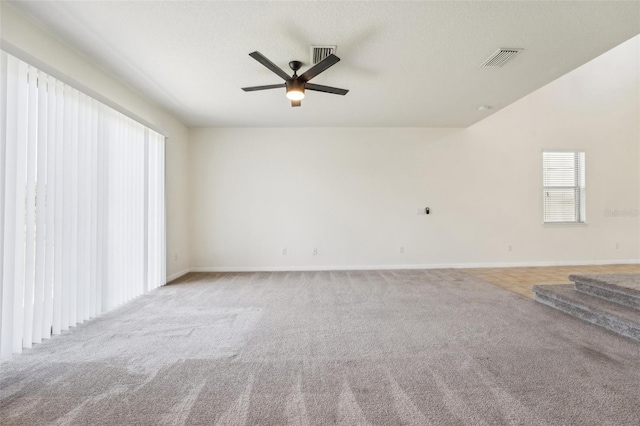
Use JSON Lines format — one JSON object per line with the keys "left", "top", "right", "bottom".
{"left": 1, "top": 4, "right": 191, "bottom": 279}
{"left": 189, "top": 36, "right": 639, "bottom": 270}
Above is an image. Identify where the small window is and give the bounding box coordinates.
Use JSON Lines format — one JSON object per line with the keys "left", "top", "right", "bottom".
{"left": 543, "top": 151, "right": 586, "bottom": 223}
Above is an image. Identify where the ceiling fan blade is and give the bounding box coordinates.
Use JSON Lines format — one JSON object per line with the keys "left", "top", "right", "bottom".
{"left": 242, "top": 84, "right": 285, "bottom": 92}
{"left": 291, "top": 100, "right": 301, "bottom": 107}
{"left": 305, "top": 83, "right": 349, "bottom": 96}
{"left": 299, "top": 54, "right": 340, "bottom": 82}
{"left": 249, "top": 52, "right": 291, "bottom": 81}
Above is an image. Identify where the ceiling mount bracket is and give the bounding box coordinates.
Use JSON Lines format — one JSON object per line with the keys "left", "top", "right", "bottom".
{"left": 289, "top": 61, "right": 303, "bottom": 73}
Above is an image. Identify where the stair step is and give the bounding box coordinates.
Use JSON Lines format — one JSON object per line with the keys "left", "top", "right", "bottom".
{"left": 569, "top": 273, "right": 640, "bottom": 311}
{"left": 532, "top": 284, "right": 640, "bottom": 342}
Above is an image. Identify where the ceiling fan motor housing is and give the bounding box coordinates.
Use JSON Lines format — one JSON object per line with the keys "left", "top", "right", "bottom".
{"left": 286, "top": 79, "right": 305, "bottom": 92}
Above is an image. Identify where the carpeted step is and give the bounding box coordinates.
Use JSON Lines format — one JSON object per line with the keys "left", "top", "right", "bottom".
{"left": 569, "top": 273, "right": 640, "bottom": 311}
{"left": 532, "top": 284, "right": 640, "bottom": 342}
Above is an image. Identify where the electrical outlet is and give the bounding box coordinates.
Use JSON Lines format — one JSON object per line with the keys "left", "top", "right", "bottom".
{"left": 282, "top": 248, "right": 288, "bottom": 255}
{"left": 615, "top": 242, "right": 620, "bottom": 250}
{"left": 313, "top": 247, "right": 318, "bottom": 255}
{"left": 508, "top": 245, "right": 513, "bottom": 252}
{"left": 399, "top": 246, "right": 405, "bottom": 254}
{"left": 174, "top": 253, "right": 178, "bottom": 261}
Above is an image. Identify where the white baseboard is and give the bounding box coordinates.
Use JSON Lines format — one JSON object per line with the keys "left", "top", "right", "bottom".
{"left": 188, "top": 259, "right": 639, "bottom": 273}
{"left": 166, "top": 268, "right": 191, "bottom": 283}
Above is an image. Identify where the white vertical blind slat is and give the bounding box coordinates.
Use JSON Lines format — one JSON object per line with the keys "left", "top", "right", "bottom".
{"left": 33, "top": 70, "right": 49, "bottom": 344}
{"left": 106, "top": 111, "right": 115, "bottom": 311}
{"left": 22, "top": 65, "right": 38, "bottom": 348}
{"left": 143, "top": 130, "right": 149, "bottom": 292}
{"left": 12, "top": 60, "right": 29, "bottom": 354}
{"left": 148, "top": 139, "right": 156, "bottom": 290}
{"left": 151, "top": 136, "right": 161, "bottom": 290}
{"left": 61, "top": 84, "right": 72, "bottom": 332}
{"left": 52, "top": 80, "right": 64, "bottom": 336}
{"left": 0, "top": 52, "right": 17, "bottom": 359}
{"left": 69, "top": 89, "right": 79, "bottom": 327}
{"left": 76, "top": 92, "right": 87, "bottom": 322}
{"left": 89, "top": 99, "right": 98, "bottom": 319}
{"left": 97, "top": 107, "right": 107, "bottom": 314}
{"left": 135, "top": 126, "right": 143, "bottom": 298}
{"left": 83, "top": 97, "right": 92, "bottom": 319}
{"left": 160, "top": 134, "right": 166, "bottom": 286}
{"left": 115, "top": 114, "right": 122, "bottom": 307}
{"left": 115, "top": 115, "right": 122, "bottom": 305}
{"left": 0, "top": 52, "right": 7, "bottom": 353}
{"left": 42, "top": 75, "right": 57, "bottom": 340}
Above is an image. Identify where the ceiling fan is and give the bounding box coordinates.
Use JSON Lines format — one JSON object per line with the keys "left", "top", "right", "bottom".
{"left": 241, "top": 51, "right": 349, "bottom": 107}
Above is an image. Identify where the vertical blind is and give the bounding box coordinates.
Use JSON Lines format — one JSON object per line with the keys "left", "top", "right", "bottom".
{"left": 0, "top": 51, "right": 166, "bottom": 359}
{"left": 543, "top": 151, "right": 586, "bottom": 223}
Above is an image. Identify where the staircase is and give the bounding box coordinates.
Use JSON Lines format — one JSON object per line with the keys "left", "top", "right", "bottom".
{"left": 532, "top": 273, "right": 640, "bottom": 342}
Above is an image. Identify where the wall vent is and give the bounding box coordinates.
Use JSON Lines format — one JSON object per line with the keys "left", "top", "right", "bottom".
{"left": 310, "top": 46, "right": 336, "bottom": 64}
{"left": 480, "top": 48, "right": 523, "bottom": 67}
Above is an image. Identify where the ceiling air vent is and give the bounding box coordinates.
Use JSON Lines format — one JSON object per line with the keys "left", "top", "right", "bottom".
{"left": 310, "top": 45, "right": 336, "bottom": 64}
{"left": 480, "top": 48, "right": 523, "bottom": 67}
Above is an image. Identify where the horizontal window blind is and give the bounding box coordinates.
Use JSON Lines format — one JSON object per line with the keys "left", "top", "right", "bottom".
{"left": 0, "top": 51, "right": 166, "bottom": 359}
{"left": 543, "top": 151, "right": 586, "bottom": 223}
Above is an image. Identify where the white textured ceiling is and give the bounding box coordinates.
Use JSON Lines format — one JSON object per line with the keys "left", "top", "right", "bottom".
{"left": 9, "top": 1, "right": 640, "bottom": 128}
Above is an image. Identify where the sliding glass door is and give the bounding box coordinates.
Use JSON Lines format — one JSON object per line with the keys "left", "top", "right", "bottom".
{"left": 0, "top": 51, "right": 166, "bottom": 359}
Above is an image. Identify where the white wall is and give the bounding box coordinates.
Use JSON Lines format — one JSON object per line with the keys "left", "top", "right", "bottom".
{"left": 189, "top": 36, "right": 639, "bottom": 270}
{"left": 5, "top": 1, "right": 637, "bottom": 273}
{"left": 1, "top": 4, "right": 191, "bottom": 279}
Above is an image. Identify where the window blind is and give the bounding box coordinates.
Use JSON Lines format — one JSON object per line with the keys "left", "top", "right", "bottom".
{"left": 0, "top": 51, "right": 166, "bottom": 359}
{"left": 542, "top": 151, "right": 586, "bottom": 223}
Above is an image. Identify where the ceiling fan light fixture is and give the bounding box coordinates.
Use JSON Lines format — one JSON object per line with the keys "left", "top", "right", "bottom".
{"left": 286, "top": 89, "right": 305, "bottom": 100}
{"left": 285, "top": 79, "right": 305, "bottom": 100}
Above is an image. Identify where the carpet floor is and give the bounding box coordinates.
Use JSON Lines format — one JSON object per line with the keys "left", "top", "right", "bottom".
{"left": 1, "top": 270, "right": 639, "bottom": 425}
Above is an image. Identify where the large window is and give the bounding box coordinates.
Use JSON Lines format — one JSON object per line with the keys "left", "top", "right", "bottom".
{"left": 0, "top": 51, "right": 166, "bottom": 359}
{"left": 542, "top": 151, "right": 586, "bottom": 223}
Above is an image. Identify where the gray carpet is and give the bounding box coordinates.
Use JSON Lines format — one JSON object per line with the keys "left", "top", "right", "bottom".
{"left": 572, "top": 273, "right": 640, "bottom": 311}
{"left": 571, "top": 273, "right": 640, "bottom": 294}
{"left": 1, "top": 270, "right": 639, "bottom": 425}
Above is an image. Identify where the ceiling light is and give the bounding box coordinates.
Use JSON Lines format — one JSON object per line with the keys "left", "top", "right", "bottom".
{"left": 286, "top": 89, "right": 305, "bottom": 101}
{"left": 285, "top": 79, "right": 305, "bottom": 101}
